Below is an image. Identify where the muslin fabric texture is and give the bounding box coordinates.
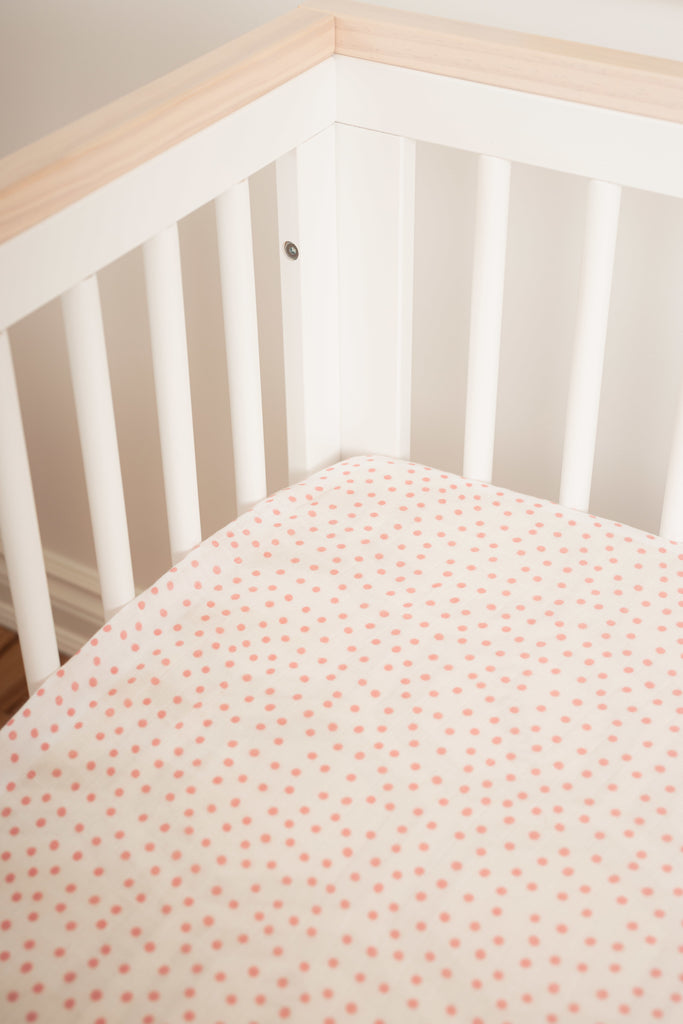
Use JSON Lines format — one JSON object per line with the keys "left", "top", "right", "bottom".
{"left": 2, "top": 457, "right": 682, "bottom": 1023}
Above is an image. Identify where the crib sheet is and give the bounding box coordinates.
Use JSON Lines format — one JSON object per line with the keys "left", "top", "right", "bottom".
{"left": 2, "top": 456, "right": 682, "bottom": 1024}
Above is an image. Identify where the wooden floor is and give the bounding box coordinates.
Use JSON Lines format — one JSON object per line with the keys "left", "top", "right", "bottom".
{"left": 0, "top": 626, "right": 30, "bottom": 729}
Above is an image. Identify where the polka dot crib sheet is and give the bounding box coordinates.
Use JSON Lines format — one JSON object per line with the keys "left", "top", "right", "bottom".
{"left": 2, "top": 455, "right": 682, "bottom": 1024}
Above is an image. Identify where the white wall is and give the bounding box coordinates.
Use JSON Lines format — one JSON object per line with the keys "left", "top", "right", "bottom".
{"left": 2, "top": 0, "right": 683, "bottom": 640}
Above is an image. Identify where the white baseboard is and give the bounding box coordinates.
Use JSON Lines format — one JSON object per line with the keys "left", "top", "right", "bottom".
{"left": 0, "top": 550, "right": 103, "bottom": 656}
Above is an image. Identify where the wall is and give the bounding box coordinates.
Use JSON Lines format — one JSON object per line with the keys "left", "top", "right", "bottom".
{"left": 1, "top": 0, "right": 683, "bottom": 647}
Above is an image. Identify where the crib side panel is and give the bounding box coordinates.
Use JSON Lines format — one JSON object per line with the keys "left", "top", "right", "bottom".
{"left": 0, "top": 61, "right": 336, "bottom": 334}
{"left": 462, "top": 155, "right": 511, "bottom": 484}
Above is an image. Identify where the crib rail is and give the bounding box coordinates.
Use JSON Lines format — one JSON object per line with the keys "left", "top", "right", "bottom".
{"left": 0, "top": 9, "right": 334, "bottom": 249}
{"left": 1, "top": 1, "right": 683, "bottom": 693}
{"left": 311, "top": 0, "right": 683, "bottom": 125}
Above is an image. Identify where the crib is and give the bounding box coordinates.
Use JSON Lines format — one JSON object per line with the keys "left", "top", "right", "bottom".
{"left": 1, "top": 2, "right": 683, "bottom": 1021}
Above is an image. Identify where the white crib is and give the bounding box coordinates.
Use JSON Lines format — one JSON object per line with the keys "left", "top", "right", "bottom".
{"left": 1, "top": 3, "right": 683, "bottom": 1022}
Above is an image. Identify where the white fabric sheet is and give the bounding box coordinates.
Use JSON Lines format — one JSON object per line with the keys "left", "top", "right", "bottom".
{"left": 2, "top": 456, "right": 682, "bottom": 1023}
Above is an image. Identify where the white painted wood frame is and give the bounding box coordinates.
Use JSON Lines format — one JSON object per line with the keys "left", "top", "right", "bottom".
{"left": 61, "top": 276, "right": 135, "bottom": 617}
{"left": 333, "top": 57, "right": 683, "bottom": 200}
{"left": 276, "top": 126, "right": 341, "bottom": 483}
{"left": 215, "top": 181, "right": 267, "bottom": 516}
{"left": 307, "top": 0, "right": 683, "bottom": 126}
{"left": 143, "top": 225, "right": 202, "bottom": 564}
{"left": 2, "top": 0, "right": 683, "bottom": 693}
{"left": 335, "top": 124, "right": 416, "bottom": 460}
{"left": 559, "top": 180, "right": 621, "bottom": 512}
{"left": 0, "top": 330, "right": 60, "bottom": 692}
{"left": 462, "top": 155, "right": 510, "bottom": 483}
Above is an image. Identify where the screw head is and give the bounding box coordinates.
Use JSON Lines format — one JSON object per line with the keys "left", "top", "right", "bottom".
{"left": 284, "top": 240, "right": 299, "bottom": 260}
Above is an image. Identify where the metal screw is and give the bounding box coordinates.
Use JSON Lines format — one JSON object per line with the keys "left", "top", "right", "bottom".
{"left": 284, "top": 240, "right": 299, "bottom": 260}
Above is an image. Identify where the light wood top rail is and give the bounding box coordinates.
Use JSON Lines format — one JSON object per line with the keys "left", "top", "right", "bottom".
{"left": 1, "top": 0, "right": 682, "bottom": 249}
{"left": 308, "top": 1, "right": 683, "bottom": 126}
{"left": 0, "top": 9, "right": 334, "bottom": 247}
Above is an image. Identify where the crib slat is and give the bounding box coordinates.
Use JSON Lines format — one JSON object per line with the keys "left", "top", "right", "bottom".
{"left": 0, "top": 330, "right": 60, "bottom": 693}
{"left": 215, "top": 182, "right": 267, "bottom": 515}
{"left": 660, "top": 384, "right": 683, "bottom": 540}
{"left": 276, "top": 126, "right": 340, "bottom": 483}
{"left": 335, "top": 125, "right": 416, "bottom": 461}
{"left": 462, "top": 155, "right": 511, "bottom": 482}
{"left": 143, "top": 224, "right": 201, "bottom": 563}
{"left": 559, "top": 180, "right": 621, "bottom": 512}
{"left": 62, "top": 277, "right": 135, "bottom": 617}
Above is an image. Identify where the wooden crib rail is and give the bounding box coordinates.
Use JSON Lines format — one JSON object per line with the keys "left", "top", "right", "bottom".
{"left": 0, "top": 8, "right": 334, "bottom": 248}
{"left": 307, "top": 0, "right": 683, "bottom": 125}
{"left": 2, "top": 1, "right": 683, "bottom": 253}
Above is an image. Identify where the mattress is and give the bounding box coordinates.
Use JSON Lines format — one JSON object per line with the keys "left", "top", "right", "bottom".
{"left": 2, "top": 456, "right": 682, "bottom": 1024}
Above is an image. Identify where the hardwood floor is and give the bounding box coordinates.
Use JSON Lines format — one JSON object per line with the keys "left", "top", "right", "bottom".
{"left": 0, "top": 626, "right": 30, "bottom": 729}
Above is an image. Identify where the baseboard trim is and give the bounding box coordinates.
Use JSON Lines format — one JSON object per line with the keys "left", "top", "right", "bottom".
{"left": 0, "top": 550, "right": 103, "bottom": 657}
